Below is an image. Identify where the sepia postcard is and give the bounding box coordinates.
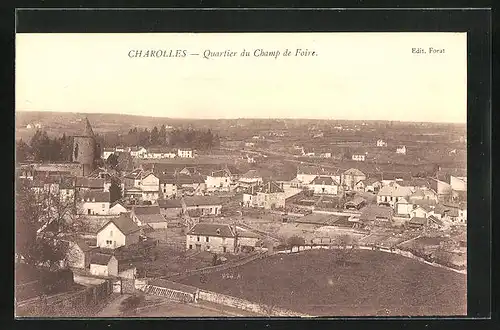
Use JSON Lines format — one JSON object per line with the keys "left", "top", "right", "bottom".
{"left": 15, "top": 31, "right": 468, "bottom": 318}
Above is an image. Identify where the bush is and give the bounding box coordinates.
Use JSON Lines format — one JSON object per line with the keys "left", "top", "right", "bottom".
{"left": 119, "top": 293, "right": 145, "bottom": 315}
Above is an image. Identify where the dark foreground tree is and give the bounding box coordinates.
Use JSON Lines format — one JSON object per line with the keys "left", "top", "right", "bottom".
{"left": 287, "top": 235, "right": 305, "bottom": 250}
{"left": 16, "top": 181, "right": 90, "bottom": 270}
{"left": 109, "top": 179, "right": 122, "bottom": 204}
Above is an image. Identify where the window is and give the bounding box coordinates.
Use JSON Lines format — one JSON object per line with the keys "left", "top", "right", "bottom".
{"left": 189, "top": 245, "right": 193, "bottom": 249}
{"left": 102, "top": 204, "right": 105, "bottom": 208}
{"left": 110, "top": 230, "right": 113, "bottom": 237}
{"left": 106, "top": 240, "right": 112, "bottom": 245}
{"left": 197, "top": 236, "right": 200, "bottom": 242}
{"left": 223, "top": 247, "right": 227, "bottom": 253}
{"left": 206, "top": 237, "right": 209, "bottom": 242}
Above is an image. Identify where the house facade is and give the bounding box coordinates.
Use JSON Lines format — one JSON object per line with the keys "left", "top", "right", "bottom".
{"left": 140, "top": 172, "right": 160, "bottom": 203}
{"left": 178, "top": 148, "right": 193, "bottom": 158}
{"left": 377, "top": 139, "right": 387, "bottom": 147}
{"left": 351, "top": 154, "right": 366, "bottom": 162}
{"left": 205, "top": 169, "right": 233, "bottom": 192}
{"left": 396, "top": 146, "right": 407, "bottom": 154}
{"left": 186, "top": 223, "right": 260, "bottom": 254}
{"left": 65, "top": 239, "right": 93, "bottom": 269}
{"left": 79, "top": 191, "right": 111, "bottom": 215}
{"left": 308, "top": 176, "right": 339, "bottom": 195}
{"left": 377, "top": 184, "right": 414, "bottom": 209}
{"left": 108, "top": 201, "right": 128, "bottom": 215}
{"left": 96, "top": 215, "right": 141, "bottom": 249}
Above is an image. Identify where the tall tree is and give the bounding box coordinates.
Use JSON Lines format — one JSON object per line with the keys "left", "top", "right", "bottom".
{"left": 109, "top": 179, "right": 122, "bottom": 203}
{"left": 159, "top": 124, "right": 167, "bottom": 145}
{"left": 150, "top": 126, "right": 159, "bottom": 145}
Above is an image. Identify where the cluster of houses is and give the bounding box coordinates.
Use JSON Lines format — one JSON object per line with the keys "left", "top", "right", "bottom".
{"left": 102, "top": 146, "right": 194, "bottom": 160}
{"left": 286, "top": 140, "right": 407, "bottom": 163}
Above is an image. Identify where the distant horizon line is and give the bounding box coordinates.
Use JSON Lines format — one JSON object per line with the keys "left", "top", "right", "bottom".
{"left": 15, "top": 109, "right": 467, "bottom": 125}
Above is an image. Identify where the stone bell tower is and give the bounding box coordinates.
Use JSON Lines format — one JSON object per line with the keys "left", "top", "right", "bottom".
{"left": 72, "top": 117, "right": 96, "bottom": 176}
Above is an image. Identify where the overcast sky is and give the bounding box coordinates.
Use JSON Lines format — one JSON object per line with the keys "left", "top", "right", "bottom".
{"left": 16, "top": 32, "right": 467, "bottom": 123}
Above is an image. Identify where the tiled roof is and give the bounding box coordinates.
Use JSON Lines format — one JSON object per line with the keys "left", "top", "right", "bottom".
{"left": 428, "top": 215, "right": 443, "bottom": 226}
{"left": 345, "top": 197, "right": 366, "bottom": 206}
{"left": 100, "top": 214, "right": 140, "bottom": 235}
{"left": 258, "top": 181, "right": 284, "bottom": 194}
{"left": 343, "top": 168, "right": 366, "bottom": 177}
{"left": 176, "top": 174, "right": 205, "bottom": 185}
{"left": 363, "top": 178, "right": 381, "bottom": 185}
{"left": 183, "top": 196, "right": 223, "bottom": 207}
{"left": 409, "top": 217, "right": 427, "bottom": 225}
{"left": 297, "top": 165, "right": 339, "bottom": 176}
{"left": 240, "top": 169, "right": 263, "bottom": 179}
{"left": 158, "top": 199, "right": 183, "bottom": 209}
{"left": 187, "top": 223, "right": 235, "bottom": 237}
{"left": 359, "top": 206, "right": 393, "bottom": 221}
{"left": 90, "top": 253, "right": 113, "bottom": 265}
{"left": 133, "top": 205, "right": 162, "bottom": 215}
{"left": 310, "top": 176, "right": 338, "bottom": 186}
{"left": 134, "top": 213, "right": 166, "bottom": 224}
{"left": 76, "top": 177, "right": 105, "bottom": 189}
{"left": 81, "top": 191, "right": 110, "bottom": 203}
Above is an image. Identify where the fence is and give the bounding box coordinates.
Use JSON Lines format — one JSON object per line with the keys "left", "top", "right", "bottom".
{"left": 275, "top": 244, "right": 466, "bottom": 274}
{"left": 16, "top": 279, "right": 113, "bottom": 317}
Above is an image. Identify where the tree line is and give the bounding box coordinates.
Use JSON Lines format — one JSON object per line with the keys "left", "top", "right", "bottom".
{"left": 119, "top": 125, "right": 220, "bottom": 150}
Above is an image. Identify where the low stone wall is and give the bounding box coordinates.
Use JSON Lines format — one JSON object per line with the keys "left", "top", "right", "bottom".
{"left": 16, "top": 279, "right": 113, "bottom": 317}
{"left": 198, "top": 289, "right": 309, "bottom": 317}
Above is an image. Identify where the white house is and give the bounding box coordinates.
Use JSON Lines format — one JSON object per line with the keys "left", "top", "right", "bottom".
{"left": 320, "top": 152, "right": 332, "bottom": 158}
{"left": 186, "top": 223, "right": 260, "bottom": 254}
{"left": 140, "top": 172, "right": 160, "bottom": 203}
{"left": 205, "top": 169, "right": 233, "bottom": 192}
{"left": 342, "top": 168, "right": 367, "bottom": 191}
{"left": 159, "top": 174, "right": 178, "bottom": 198}
{"left": 351, "top": 154, "right": 366, "bottom": 162}
{"left": 396, "top": 145, "right": 407, "bottom": 154}
{"left": 90, "top": 253, "right": 118, "bottom": 277}
{"left": 377, "top": 183, "right": 414, "bottom": 209}
{"left": 96, "top": 214, "right": 141, "bottom": 249}
{"left": 356, "top": 178, "right": 382, "bottom": 193}
{"left": 108, "top": 200, "right": 129, "bottom": 215}
{"left": 255, "top": 181, "right": 286, "bottom": 210}
{"left": 308, "top": 176, "right": 339, "bottom": 195}
{"left": 130, "top": 147, "right": 148, "bottom": 158}
{"left": 377, "top": 139, "right": 387, "bottom": 147}
{"left": 394, "top": 199, "right": 414, "bottom": 216}
{"left": 178, "top": 148, "right": 193, "bottom": 158}
{"left": 410, "top": 205, "right": 433, "bottom": 219}
{"left": 79, "top": 191, "right": 111, "bottom": 215}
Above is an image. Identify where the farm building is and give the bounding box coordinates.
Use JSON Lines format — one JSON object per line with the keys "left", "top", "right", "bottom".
{"left": 359, "top": 205, "right": 393, "bottom": 224}
{"left": 90, "top": 253, "right": 118, "bottom": 277}
{"left": 345, "top": 197, "right": 367, "bottom": 210}
{"left": 130, "top": 205, "right": 168, "bottom": 229}
{"left": 185, "top": 223, "right": 260, "bottom": 254}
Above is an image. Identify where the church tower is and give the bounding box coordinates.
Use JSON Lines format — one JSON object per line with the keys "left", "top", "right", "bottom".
{"left": 72, "top": 117, "right": 96, "bottom": 176}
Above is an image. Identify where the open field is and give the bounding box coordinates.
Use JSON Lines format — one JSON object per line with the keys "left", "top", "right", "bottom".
{"left": 180, "top": 249, "right": 466, "bottom": 316}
